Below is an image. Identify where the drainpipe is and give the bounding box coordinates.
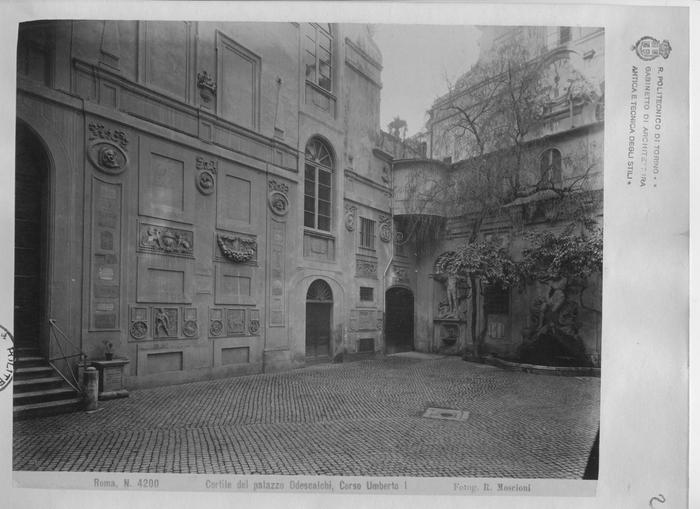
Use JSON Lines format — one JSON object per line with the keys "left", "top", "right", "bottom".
{"left": 382, "top": 155, "right": 396, "bottom": 354}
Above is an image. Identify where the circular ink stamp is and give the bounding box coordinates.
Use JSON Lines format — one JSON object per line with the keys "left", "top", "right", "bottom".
{"left": 0, "top": 324, "right": 14, "bottom": 392}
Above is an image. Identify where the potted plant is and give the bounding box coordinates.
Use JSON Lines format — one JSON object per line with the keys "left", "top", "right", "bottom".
{"left": 103, "top": 340, "right": 114, "bottom": 361}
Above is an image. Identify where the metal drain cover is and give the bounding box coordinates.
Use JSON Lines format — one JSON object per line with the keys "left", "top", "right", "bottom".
{"left": 422, "top": 407, "right": 470, "bottom": 421}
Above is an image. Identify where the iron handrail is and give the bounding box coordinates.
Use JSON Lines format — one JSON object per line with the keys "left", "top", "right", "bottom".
{"left": 48, "top": 319, "right": 88, "bottom": 396}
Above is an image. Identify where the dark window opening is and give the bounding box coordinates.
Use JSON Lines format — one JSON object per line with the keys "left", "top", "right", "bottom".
{"left": 360, "top": 287, "right": 374, "bottom": 301}
{"left": 484, "top": 285, "right": 510, "bottom": 315}
{"left": 359, "top": 217, "right": 376, "bottom": 249}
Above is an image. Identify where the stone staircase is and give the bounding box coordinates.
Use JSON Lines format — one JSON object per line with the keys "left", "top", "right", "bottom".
{"left": 13, "top": 346, "right": 84, "bottom": 420}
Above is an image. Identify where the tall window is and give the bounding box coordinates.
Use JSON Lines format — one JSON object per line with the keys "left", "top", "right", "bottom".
{"left": 359, "top": 217, "right": 376, "bottom": 249}
{"left": 305, "top": 23, "right": 332, "bottom": 92}
{"left": 559, "top": 26, "right": 572, "bottom": 45}
{"left": 540, "top": 148, "right": 562, "bottom": 184}
{"left": 304, "top": 139, "right": 333, "bottom": 231}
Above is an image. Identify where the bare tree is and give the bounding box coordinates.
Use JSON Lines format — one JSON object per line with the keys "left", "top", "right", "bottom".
{"left": 397, "top": 30, "right": 603, "bottom": 356}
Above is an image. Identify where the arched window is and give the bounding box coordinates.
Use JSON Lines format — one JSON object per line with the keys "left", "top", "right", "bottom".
{"left": 304, "top": 139, "right": 333, "bottom": 231}
{"left": 307, "top": 279, "right": 333, "bottom": 302}
{"left": 540, "top": 148, "right": 562, "bottom": 183}
{"left": 305, "top": 23, "right": 332, "bottom": 92}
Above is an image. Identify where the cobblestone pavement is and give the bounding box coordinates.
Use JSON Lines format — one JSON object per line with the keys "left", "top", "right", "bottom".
{"left": 13, "top": 354, "right": 600, "bottom": 478}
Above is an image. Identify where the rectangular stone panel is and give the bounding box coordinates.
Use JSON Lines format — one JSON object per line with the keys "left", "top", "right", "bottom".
{"left": 153, "top": 308, "right": 179, "bottom": 338}
{"left": 303, "top": 231, "right": 335, "bottom": 261}
{"left": 214, "top": 265, "right": 256, "bottom": 306}
{"left": 221, "top": 347, "right": 250, "bottom": 366}
{"left": 94, "top": 285, "right": 119, "bottom": 299}
{"left": 269, "top": 219, "right": 286, "bottom": 326}
{"left": 359, "top": 310, "right": 375, "bottom": 330}
{"left": 94, "top": 314, "right": 117, "bottom": 329}
{"left": 138, "top": 137, "right": 194, "bottom": 224}
{"left": 145, "top": 351, "right": 183, "bottom": 374}
{"left": 149, "top": 153, "right": 184, "bottom": 212}
{"left": 137, "top": 256, "right": 192, "bottom": 303}
{"left": 226, "top": 309, "right": 245, "bottom": 335}
{"left": 145, "top": 21, "right": 190, "bottom": 101}
{"left": 90, "top": 178, "right": 122, "bottom": 331}
{"left": 219, "top": 36, "right": 257, "bottom": 130}
{"left": 218, "top": 174, "right": 251, "bottom": 227}
{"left": 196, "top": 271, "right": 213, "bottom": 294}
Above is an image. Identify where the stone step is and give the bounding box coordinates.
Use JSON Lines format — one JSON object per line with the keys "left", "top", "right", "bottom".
{"left": 14, "top": 356, "right": 47, "bottom": 368}
{"left": 13, "top": 387, "right": 81, "bottom": 406}
{"left": 13, "top": 377, "right": 65, "bottom": 393}
{"left": 13, "top": 398, "right": 84, "bottom": 421}
{"left": 14, "top": 366, "right": 56, "bottom": 380}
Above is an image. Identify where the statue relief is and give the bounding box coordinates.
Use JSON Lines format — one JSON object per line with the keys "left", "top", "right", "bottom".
{"left": 435, "top": 274, "right": 469, "bottom": 319}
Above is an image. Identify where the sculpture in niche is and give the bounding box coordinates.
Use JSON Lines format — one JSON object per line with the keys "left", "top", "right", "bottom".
{"left": 216, "top": 234, "right": 257, "bottom": 263}
{"left": 88, "top": 123, "right": 129, "bottom": 150}
{"left": 345, "top": 204, "right": 357, "bottom": 231}
{"left": 435, "top": 274, "right": 470, "bottom": 319}
{"left": 154, "top": 308, "right": 178, "bottom": 338}
{"left": 140, "top": 224, "right": 193, "bottom": 257}
{"left": 183, "top": 320, "right": 198, "bottom": 337}
{"left": 130, "top": 320, "right": 148, "bottom": 340}
{"left": 210, "top": 320, "right": 223, "bottom": 336}
{"left": 381, "top": 166, "right": 390, "bottom": 184}
{"left": 197, "top": 71, "right": 217, "bottom": 102}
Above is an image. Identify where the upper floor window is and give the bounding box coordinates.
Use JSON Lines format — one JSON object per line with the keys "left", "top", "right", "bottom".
{"left": 559, "top": 27, "right": 572, "bottom": 45}
{"left": 359, "top": 217, "right": 376, "bottom": 249}
{"left": 304, "top": 139, "right": 333, "bottom": 232}
{"left": 305, "top": 23, "right": 332, "bottom": 92}
{"left": 540, "top": 148, "right": 562, "bottom": 184}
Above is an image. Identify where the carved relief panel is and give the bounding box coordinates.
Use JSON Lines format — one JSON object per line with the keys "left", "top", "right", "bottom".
{"left": 87, "top": 123, "right": 129, "bottom": 175}
{"left": 138, "top": 222, "right": 194, "bottom": 258}
{"left": 90, "top": 178, "right": 122, "bottom": 331}
{"left": 195, "top": 156, "right": 217, "bottom": 196}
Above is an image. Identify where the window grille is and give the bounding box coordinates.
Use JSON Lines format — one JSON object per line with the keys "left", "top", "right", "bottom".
{"left": 359, "top": 217, "right": 376, "bottom": 249}
{"left": 360, "top": 287, "right": 374, "bottom": 301}
{"left": 484, "top": 285, "right": 510, "bottom": 315}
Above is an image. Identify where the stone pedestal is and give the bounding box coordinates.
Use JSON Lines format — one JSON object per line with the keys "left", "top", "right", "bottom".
{"left": 433, "top": 319, "right": 468, "bottom": 355}
{"left": 91, "top": 358, "right": 130, "bottom": 400}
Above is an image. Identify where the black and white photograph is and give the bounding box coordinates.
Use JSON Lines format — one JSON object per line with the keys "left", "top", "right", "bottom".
{"left": 0, "top": 2, "right": 692, "bottom": 508}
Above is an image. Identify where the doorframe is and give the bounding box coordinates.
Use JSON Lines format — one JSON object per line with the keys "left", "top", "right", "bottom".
{"left": 304, "top": 300, "right": 333, "bottom": 365}
{"left": 304, "top": 278, "right": 334, "bottom": 365}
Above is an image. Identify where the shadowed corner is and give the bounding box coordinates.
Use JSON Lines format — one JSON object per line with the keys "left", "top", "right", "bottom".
{"left": 582, "top": 427, "right": 599, "bottom": 480}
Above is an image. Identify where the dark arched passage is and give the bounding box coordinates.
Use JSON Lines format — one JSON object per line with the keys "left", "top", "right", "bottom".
{"left": 385, "top": 287, "right": 414, "bottom": 354}
{"left": 15, "top": 120, "right": 51, "bottom": 348}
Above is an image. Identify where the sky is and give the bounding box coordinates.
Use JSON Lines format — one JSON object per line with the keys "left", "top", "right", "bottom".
{"left": 373, "top": 24, "right": 482, "bottom": 138}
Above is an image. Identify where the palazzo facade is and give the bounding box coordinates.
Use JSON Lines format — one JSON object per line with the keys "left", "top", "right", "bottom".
{"left": 14, "top": 22, "right": 603, "bottom": 409}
